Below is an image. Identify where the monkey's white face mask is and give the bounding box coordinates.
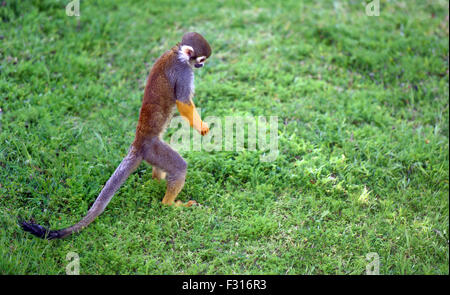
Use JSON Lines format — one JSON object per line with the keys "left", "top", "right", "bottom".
{"left": 179, "top": 45, "right": 206, "bottom": 69}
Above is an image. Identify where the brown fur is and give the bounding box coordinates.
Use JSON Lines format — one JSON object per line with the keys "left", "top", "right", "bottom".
{"left": 134, "top": 45, "right": 179, "bottom": 145}
{"left": 181, "top": 32, "right": 212, "bottom": 58}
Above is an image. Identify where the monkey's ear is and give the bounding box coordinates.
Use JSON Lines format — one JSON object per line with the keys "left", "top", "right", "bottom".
{"left": 181, "top": 45, "right": 194, "bottom": 58}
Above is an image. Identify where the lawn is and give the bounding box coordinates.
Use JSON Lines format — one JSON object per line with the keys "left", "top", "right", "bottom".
{"left": 0, "top": 0, "right": 448, "bottom": 274}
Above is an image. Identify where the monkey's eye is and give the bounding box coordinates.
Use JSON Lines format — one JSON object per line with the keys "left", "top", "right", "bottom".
{"left": 197, "top": 57, "right": 206, "bottom": 63}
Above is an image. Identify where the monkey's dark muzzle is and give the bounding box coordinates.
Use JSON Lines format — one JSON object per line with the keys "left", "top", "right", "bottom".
{"left": 194, "top": 63, "right": 204, "bottom": 68}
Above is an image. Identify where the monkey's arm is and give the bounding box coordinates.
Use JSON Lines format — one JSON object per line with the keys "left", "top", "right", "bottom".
{"left": 176, "top": 100, "right": 209, "bottom": 136}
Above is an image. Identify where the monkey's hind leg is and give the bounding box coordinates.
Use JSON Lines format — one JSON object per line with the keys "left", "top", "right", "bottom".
{"left": 164, "top": 174, "right": 197, "bottom": 208}
{"left": 152, "top": 166, "right": 166, "bottom": 181}
{"left": 143, "top": 138, "right": 197, "bottom": 207}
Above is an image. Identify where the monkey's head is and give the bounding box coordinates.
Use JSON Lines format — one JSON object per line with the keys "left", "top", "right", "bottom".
{"left": 179, "top": 32, "right": 212, "bottom": 69}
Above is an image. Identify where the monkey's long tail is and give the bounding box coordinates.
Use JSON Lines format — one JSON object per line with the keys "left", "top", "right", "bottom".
{"left": 20, "top": 147, "right": 142, "bottom": 240}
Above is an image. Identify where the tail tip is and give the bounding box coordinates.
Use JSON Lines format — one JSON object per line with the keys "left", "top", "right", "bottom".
{"left": 20, "top": 221, "right": 60, "bottom": 240}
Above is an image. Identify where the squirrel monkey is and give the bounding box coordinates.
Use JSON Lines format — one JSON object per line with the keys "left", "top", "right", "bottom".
{"left": 21, "top": 32, "right": 212, "bottom": 239}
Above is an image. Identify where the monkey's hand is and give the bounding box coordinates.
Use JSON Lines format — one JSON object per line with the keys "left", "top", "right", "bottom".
{"left": 200, "top": 122, "right": 209, "bottom": 136}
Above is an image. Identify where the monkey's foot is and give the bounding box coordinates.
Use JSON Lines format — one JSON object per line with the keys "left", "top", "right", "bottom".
{"left": 175, "top": 200, "right": 198, "bottom": 207}
{"left": 152, "top": 170, "right": 166, "bottom": 181}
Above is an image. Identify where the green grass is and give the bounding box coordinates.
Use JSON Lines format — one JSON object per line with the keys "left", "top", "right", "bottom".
{"left": 0, "top": 0, "right": 448, "bottom": 274}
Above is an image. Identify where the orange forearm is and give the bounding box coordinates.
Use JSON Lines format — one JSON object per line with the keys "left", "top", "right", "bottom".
{"left": 176, "top": 100, "right": 202, "bottom": 130}
{"left": 176, "top": 100, "right": 209, "bottom": 136}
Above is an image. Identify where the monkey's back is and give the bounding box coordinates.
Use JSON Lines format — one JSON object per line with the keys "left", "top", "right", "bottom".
{"left": 134, "top": 49, "right": 178, "bottom": 147}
